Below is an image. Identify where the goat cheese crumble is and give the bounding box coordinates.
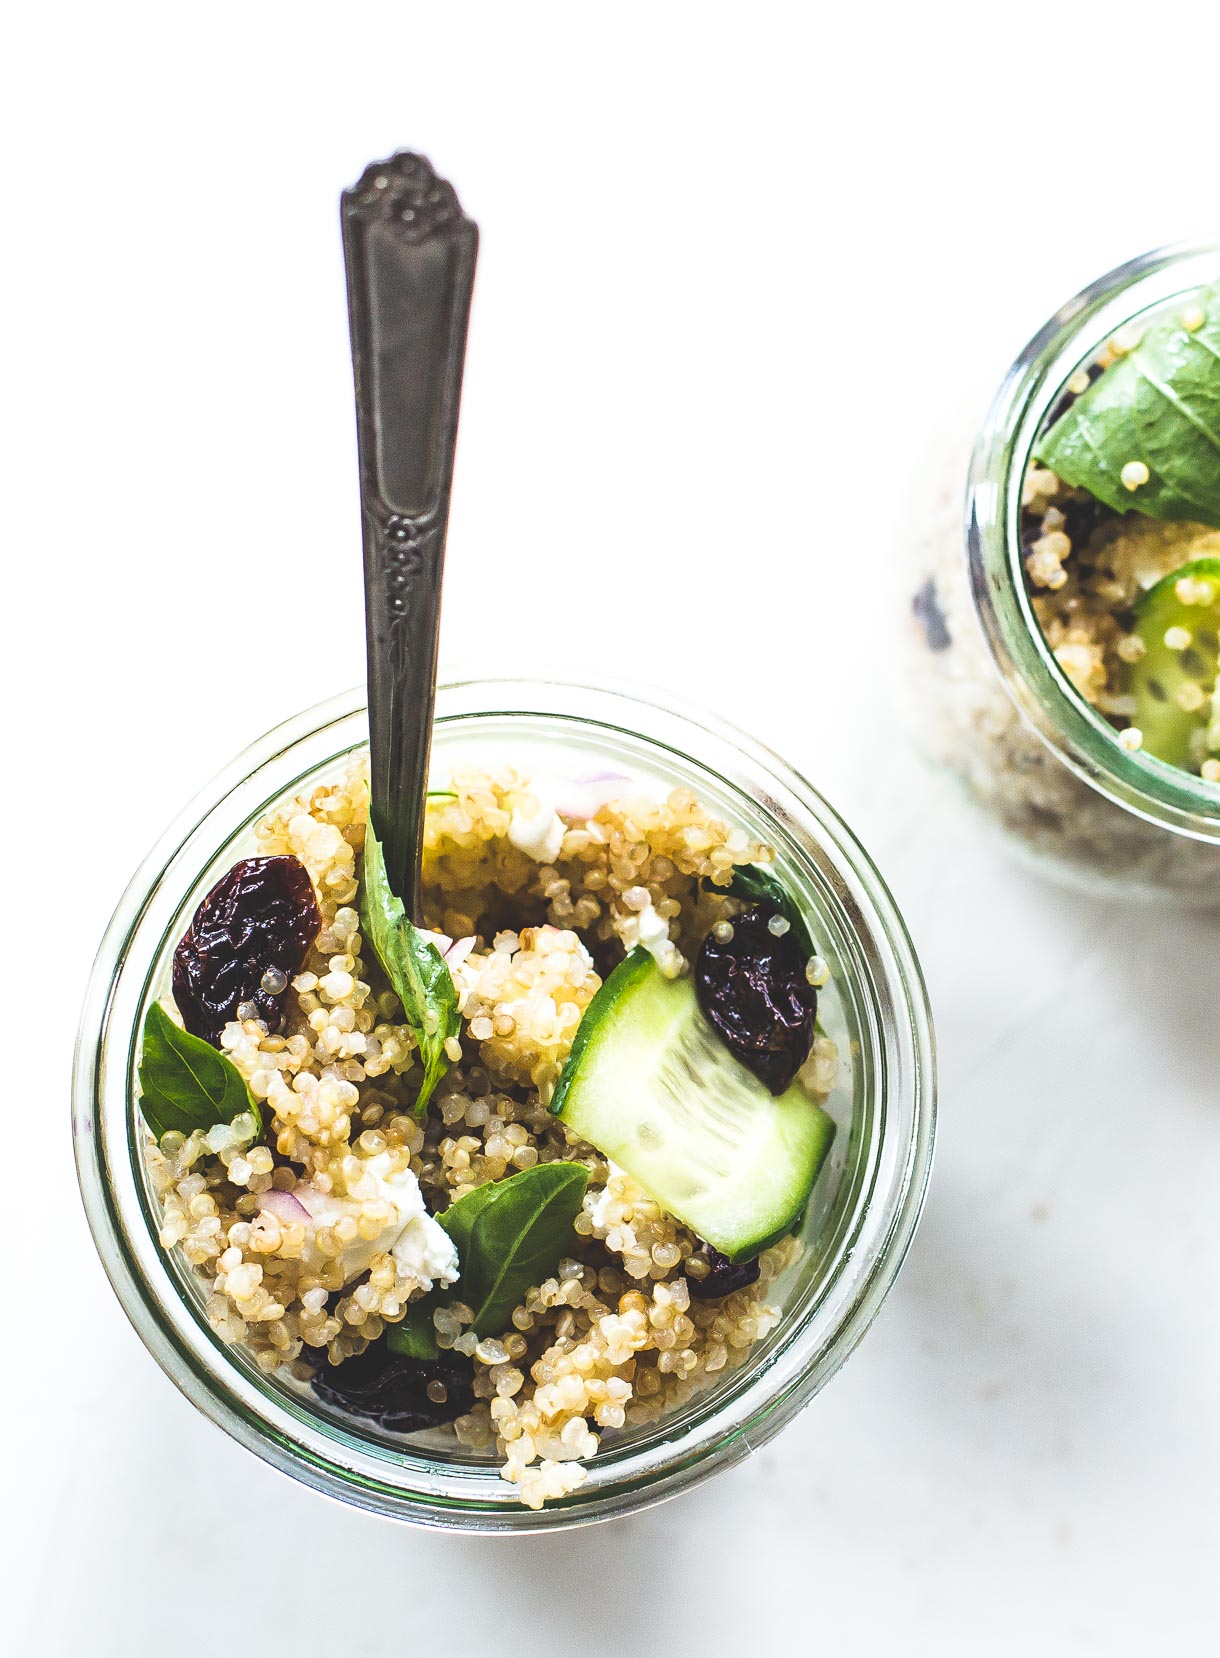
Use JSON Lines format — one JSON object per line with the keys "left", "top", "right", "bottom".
{"left": 290, "top": 1155, "right": 459, "bottom": 1287}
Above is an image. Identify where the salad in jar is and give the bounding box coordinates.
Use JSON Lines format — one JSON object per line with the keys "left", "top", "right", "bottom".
{"left": 142, "top": 755, "right": 840, "bottom": 1508}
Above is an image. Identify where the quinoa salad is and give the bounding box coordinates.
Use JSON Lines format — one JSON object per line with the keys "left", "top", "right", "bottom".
{"left": 1019, "top": 284, "right": 1220, "bottom": 779}
{"left": 908, "top": 274, "right": 1220, "bottom": 897}
{"left": 142, "top": 761, "right": 839, "bottom": 1509}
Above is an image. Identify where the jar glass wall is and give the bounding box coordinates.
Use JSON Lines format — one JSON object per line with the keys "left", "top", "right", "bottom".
{"left": 73, "top": 677, "right": 934, "bottom": 1531}
{"left": 909, "top": 242, "right": 1220, "bottom": 902}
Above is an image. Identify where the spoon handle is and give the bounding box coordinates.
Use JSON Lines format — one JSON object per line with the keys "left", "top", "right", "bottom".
{"left": 341, "top": 152, "right": 478, "bottom": 918}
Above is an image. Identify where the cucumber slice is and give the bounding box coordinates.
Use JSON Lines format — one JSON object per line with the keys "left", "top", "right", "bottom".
{"left": 1126, "top": 557, "right": 1220, "bottom": 769}
{"left": 551, "top": 949, "right": 835, "bottom": 1263}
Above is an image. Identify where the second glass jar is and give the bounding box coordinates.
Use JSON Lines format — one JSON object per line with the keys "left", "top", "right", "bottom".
{"left": 909, "top": 241, "right": 1220, "bottom": 904}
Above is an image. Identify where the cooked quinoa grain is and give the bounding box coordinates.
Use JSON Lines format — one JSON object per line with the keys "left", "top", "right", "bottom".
{"left": 146, "top": 760, "right": 836, "bottom": 1506}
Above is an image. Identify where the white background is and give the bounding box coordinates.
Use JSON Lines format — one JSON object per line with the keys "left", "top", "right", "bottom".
{"left": 4, "top": 3, "right": 1219, "bottom": 1652}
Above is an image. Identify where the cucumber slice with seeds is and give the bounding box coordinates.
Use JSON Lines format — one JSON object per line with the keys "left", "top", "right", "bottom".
{"left": 1126, "top": 557, "right": 1220, "bottom": 769}
{"left": 551, "top": 949, "right": 835, "bottom": 1263}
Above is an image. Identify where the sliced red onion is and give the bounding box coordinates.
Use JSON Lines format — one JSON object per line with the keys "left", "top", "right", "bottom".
{"left": 258, "top": 1188, "right": 313, "bottom": 1224}
{"left": 444, "top": 935, "right": 477, "bottom": 971}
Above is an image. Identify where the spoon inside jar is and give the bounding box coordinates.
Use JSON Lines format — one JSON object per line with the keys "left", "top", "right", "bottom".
{"left": 340, "top": 152, "right": 479, "bottom": 918}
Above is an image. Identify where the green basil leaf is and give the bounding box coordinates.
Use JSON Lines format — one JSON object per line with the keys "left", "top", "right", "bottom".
{"left": 438, "top": 1163, "right": 589, "bottom": 1338}
{"left": 137, "top": 1000, "right": 260, "bottom": 1141}
{"left": 386, "top": 1302, "right": 440, "bottom": 1361}
{"left": 435, "top": 1173, "right": 505, "bottom": 1259}
{"left": 703, "top": 863, "right": 816, "bottom": 959}
{"left": 359, "top": 816, "right": 460, "bottom": 1117}
{"left": 1034, "top": 282, "right": 1220, "bottom": 529}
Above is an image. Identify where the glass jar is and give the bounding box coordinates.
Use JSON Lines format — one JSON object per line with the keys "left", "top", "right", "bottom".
{"left": 73, "top": 676, "right": 934, "bottom": 1531}
{"left": 909, "top": 241, "right": 1220, "bottom": 902}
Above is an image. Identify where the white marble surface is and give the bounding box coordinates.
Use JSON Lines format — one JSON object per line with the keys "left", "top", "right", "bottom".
{"left": 6, "top": 4, "right": 1219, "bottom": 1652}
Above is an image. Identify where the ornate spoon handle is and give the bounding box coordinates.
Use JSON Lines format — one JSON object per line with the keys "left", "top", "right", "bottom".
{"left": 341, "top": 152, "right": 478, "bottom": 918}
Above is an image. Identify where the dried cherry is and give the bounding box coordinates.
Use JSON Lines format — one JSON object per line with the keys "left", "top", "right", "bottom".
{"left": 694, "top": 903, "right": 816, "bottom": 1095}
{"left": 687, "top": 1243, "right": 761, "bottom": 1300}
{"left": 172, "top": 856, "right": 320, "bottom": 1046}
{"left": 308, "top": 1342, "right": 475, "bottom": 1433}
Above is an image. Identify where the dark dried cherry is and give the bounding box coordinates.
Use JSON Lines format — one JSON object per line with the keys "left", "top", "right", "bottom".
{"left": 307, "top": 1342, "right": 475, "bottom": 1433}
{"left": 694, "top": 903, "right": 816, "bottom": 1095}
{"left": 687, "top": 1243, "right": 761, "bottom": 1300}
{"left": 172, "top": 856, "right": 320, "bottom": 1046}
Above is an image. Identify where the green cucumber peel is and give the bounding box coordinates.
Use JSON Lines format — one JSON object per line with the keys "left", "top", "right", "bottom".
{"left": 551, "top": 954, "right": 835, "bottom": 1263}
{"left": 1126, "top": 556, "right": 1220, "bottom": 769}
{"left": 550, "top": 948, "right": 652, "bottom": 1117}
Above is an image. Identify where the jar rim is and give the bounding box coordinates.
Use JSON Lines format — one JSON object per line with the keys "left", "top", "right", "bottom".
{"left": 967, "top": 239, "right": 1220, "bottom": 841}
{"left": 73, "top": 674, "right": 935, "bottom": 1530}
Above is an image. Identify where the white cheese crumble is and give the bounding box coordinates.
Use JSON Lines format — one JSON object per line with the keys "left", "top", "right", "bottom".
{"left": 508, "top": 787, "right": 567, "bottom": 863}
{"left": 294, "top": 1154, "right": 459, "bottom": 1288}
{"left": 618, "top": 898, "right": 671, "bottom": 963}
{"left": 587, "top": 1161, "right": 628, "bottom": 1231}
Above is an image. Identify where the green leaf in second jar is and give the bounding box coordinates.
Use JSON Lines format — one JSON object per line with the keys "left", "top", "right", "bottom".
{"left": 1034, "top": 281, "right": 1220, "bottom": 529}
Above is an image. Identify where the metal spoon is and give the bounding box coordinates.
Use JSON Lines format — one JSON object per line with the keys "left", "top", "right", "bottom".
{"left": 341, "top": 152, "right": 478, "bottom": 918}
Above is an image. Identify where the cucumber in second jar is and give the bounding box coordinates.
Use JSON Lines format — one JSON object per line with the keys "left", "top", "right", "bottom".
{"left": 550, "top": 950, "right": 835, "bottom": 1263}
{"left": 1126, "top": 557, "right": 1220, "bottom": 770}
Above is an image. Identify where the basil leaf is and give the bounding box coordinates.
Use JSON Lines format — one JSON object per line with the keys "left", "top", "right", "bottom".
{"left": 1034, "top": 282, "right": 1220, "bottom": 529}
{"left": 384, "top": 1179, "right": 512, "bottom": 1359}
{"left": 703, "top": 864, "right": 816, "bottom": 959}
{"left": 137, "top": 1000, "right": 260, "bottom": 1141}
{"left": 386, "top": 1303, "right": 440, "bottom": 1361}
{"left": 435, "top": 1174, "right": 504, "bottom": 1259}
{"left": 384, "top": 1166, "right": 589, "bottom": 1354}
{"left": 438, "top": 1163, "right": 589, "bottom": 1338}
{"left": 359, "top": 816, "right": 460, "bottom": 1117}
